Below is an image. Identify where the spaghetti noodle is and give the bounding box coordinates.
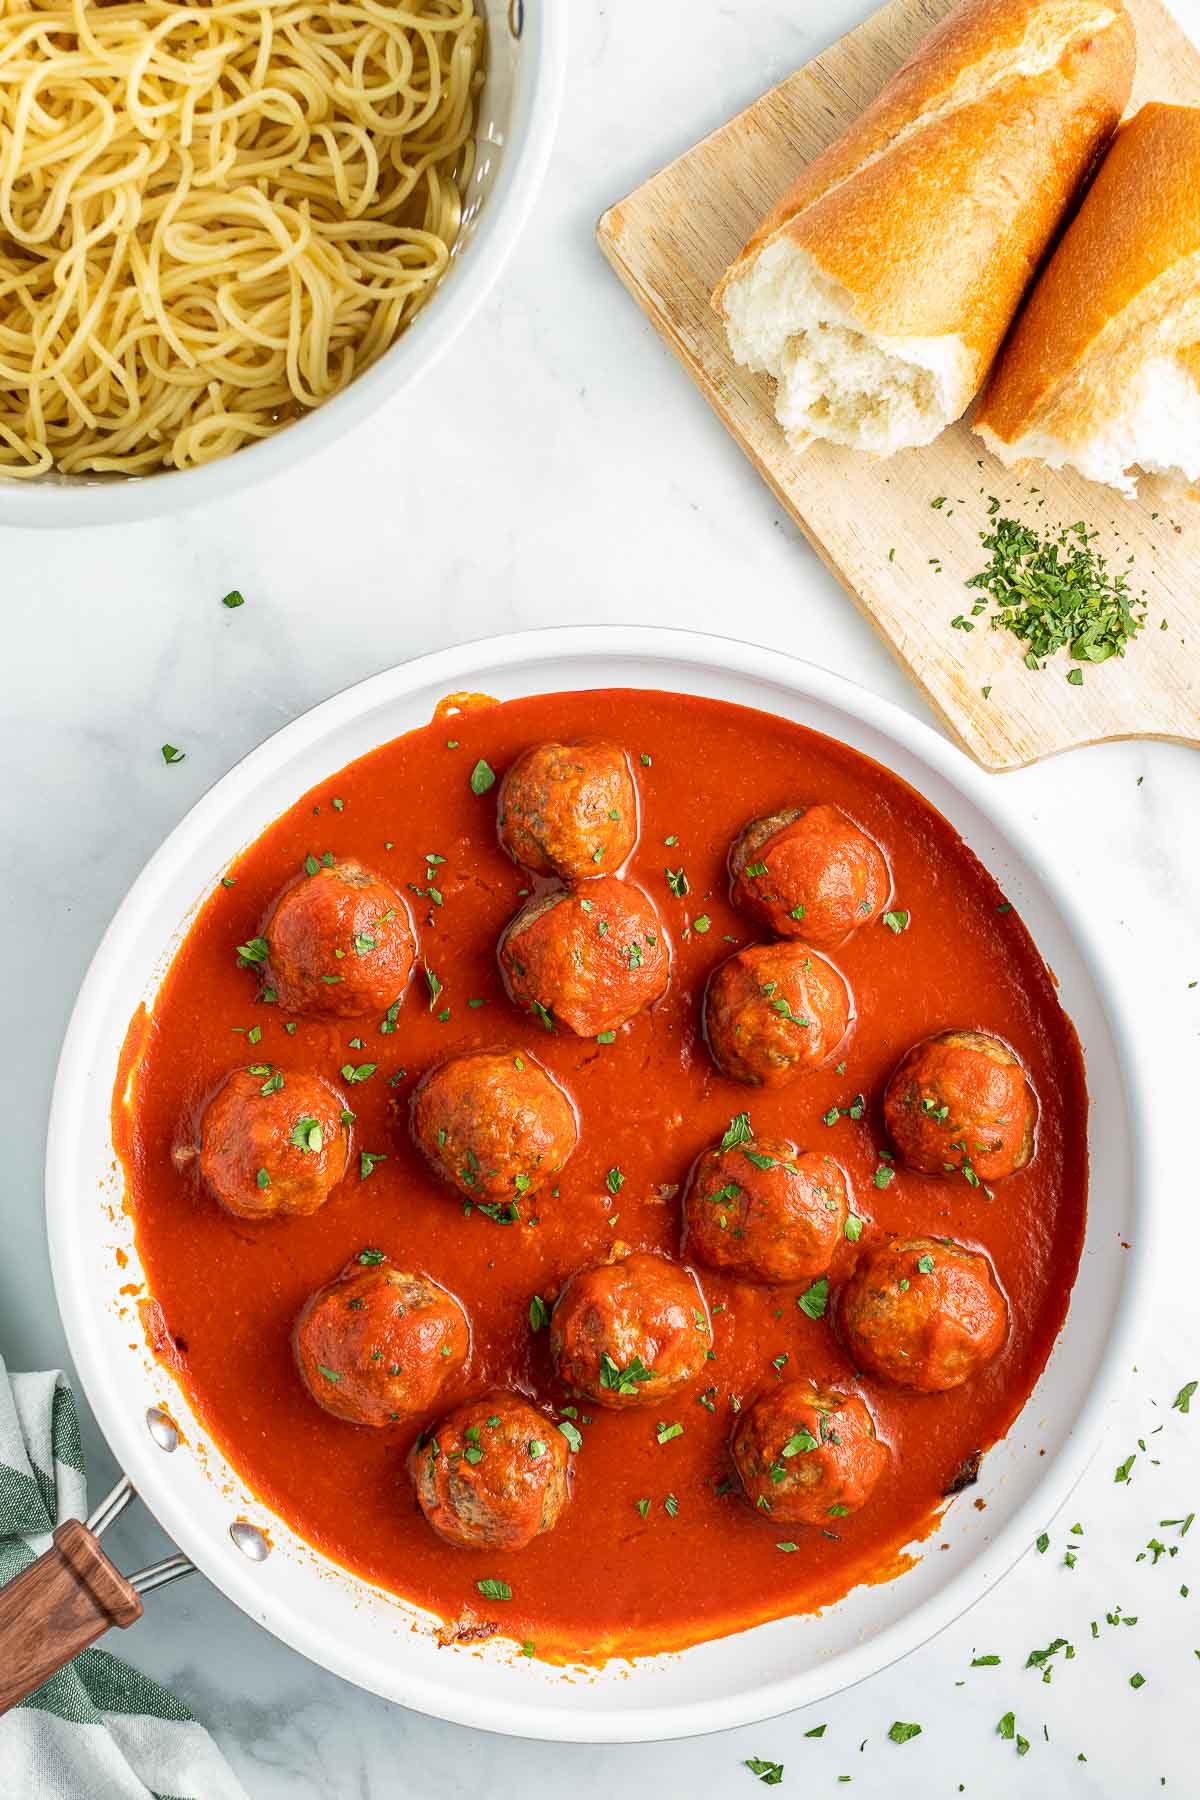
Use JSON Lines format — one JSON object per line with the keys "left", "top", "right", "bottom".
{"left": 0, "top": 0, "right": 483, "bottom": 476}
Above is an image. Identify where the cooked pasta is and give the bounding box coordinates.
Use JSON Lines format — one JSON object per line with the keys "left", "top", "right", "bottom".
{"left": 0, "top": 0, "right": 483, "bottom": 477}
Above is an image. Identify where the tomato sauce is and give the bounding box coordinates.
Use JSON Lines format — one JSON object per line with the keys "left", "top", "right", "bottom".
{"left": 116, "top": 690, "right": 1087, "bottom": 1662}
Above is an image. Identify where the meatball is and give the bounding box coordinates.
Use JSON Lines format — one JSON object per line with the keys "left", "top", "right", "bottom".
{"left": 704, "top": 941, "right": 851, "bottom": 1087}
{"left": 499, "top": 877, "right": 669, "bottom": 1038}
{"left": 412, "top": 1390, "right": 571, "bottom": 1550}
{"left": 498, "top": 739, "right": 637, "bottom": 879}
{"left": 550, "top": 1251, "right": 710, "bottom": 1408}
{"left": 732, "top": 1382, "right": 888, "bottom": 1524}
{"left": 265, "top": 859, "right": 416, "bottom": 1018}
{"left": 838, "top": 1236, "right": 1008, "bottom": 1392}
{"left": 883, "top": 1030, "right": 1036, "bottom": 1181}
{"left": 683, "top": 1136, "right": 848, "bottom": 1284}
{"left": 295, "top": 1261, "right": 469, "bottom": 1427}
{"left": 198, "top": 1066, "right": 349, "bottom": 1220}
{"left": 729, "top": 804, "right": 891, "bottom": 947}
{"left": 410, "top": 1049, "right": 577, "bottom": 1204}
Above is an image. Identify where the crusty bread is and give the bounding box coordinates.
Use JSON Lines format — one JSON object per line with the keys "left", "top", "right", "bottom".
{"left": 976, "top": 102, "right": 1200, "bottom": 496}
{"left": 713, "top": 0, "right": 1134, "bottom": 457}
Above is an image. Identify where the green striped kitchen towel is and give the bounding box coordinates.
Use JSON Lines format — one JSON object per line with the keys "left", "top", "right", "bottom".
{"left": 0, "top": 1356, "right": 248, "bottom": 1800}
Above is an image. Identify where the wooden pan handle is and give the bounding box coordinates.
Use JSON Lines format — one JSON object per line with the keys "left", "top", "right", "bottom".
{"left": 0, "top": 1519, "right": 143, "bottom": 1716}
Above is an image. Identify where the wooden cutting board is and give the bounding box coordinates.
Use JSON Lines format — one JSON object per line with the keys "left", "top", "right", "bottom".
{"left": 597, "top": 0, "right": 1200, "bottom": 770}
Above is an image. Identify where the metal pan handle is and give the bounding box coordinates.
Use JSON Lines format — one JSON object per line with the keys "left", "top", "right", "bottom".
{"left": 0, "top": 1475, "right": 193, "bottom": 1717}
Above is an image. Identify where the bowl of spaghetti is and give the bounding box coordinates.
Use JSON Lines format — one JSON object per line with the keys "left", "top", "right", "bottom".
{"left": 0, "top": 0, "right": 566, "bottom": 524}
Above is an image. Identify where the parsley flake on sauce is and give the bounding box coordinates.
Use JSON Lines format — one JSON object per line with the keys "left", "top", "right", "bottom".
{"left": 469, "top": 759, "right": 496, "bottom": 795}
{"left": 720, "top": 1112, "right": 753, "bottom": 1153}
{"left": 340, "top": 1062, "right": 377, "bottom": 1084}
{"left": 798, "top": 1278, "right": 829, "bottom": 1320}
{"left": 476, "top": 1578, "right": 511, "bottom": 1602}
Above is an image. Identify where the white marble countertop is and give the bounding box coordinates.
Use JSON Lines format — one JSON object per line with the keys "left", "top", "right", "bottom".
{"left": 2, "top": 1, "right": 1198, "bottom": 1793}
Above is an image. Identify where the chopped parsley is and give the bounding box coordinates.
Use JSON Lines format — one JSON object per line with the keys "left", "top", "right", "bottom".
{"left": 340, "top": 1062, "right": 377, "bottom": 1084}
{"left": 476, "top": 1578, "right": 511, "bottom": 1601}
{"left": 798, "top": 1278, "right": 829, "bottom": 1320}
{"left": 743, "top": 1757, "right": 784, "bottom": 1786}
{"left": 289, "top": 1117, "right": 323, "bottom": 1153}
{"left": 359, "top": 1150, "right": 387, "bottom": 1179}
{"left": 469, "top": 759, "right": 496, "bottom": 795}
{"left": 720, "top": 1112, "right": 753, "bottom": 1152}
{"left": 600, "top": 1352, "right": 655, "bottom": 1397}
{"left": 887, "top": 1721, "right": 922, "bottom": 1744}
{"left": 962, "top": 510, "right": 1147, "bottom": 680}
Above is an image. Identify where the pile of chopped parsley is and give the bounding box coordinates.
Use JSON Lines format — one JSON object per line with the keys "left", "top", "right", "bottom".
{"left": 955, "top": 503, "right": 1148, "bottom": 685}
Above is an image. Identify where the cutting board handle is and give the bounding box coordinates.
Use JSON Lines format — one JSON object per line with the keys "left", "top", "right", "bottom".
{"left": 0, "top": 1519, "right": 143, "bottom": 1716}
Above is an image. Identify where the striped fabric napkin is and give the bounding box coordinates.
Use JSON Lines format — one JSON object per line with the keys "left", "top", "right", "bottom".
{"left": 0, "top": 1356, "right": 248, "bottom": 1800}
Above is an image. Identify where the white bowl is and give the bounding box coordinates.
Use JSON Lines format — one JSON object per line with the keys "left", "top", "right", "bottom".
{"left": 45, "top": 627, "right": 1151, "bottom": 1741}
{"left": 0, "top": 1, "right": 567, "bottom": 530}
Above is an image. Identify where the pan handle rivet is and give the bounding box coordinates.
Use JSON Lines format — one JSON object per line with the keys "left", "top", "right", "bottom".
{"left": 230, "top": 1520, "right": 271, "bottom": 1562}
{"left": 146, "top": 1408, "right": 180, "bottom": 1452}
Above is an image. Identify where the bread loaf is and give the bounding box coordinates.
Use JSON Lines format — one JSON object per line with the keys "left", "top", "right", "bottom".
{"left": 976, "top": 102, "right": 1200, "bottom": 496}
{"left": 713, "top": 0, "right": 1135, "bottom": 457}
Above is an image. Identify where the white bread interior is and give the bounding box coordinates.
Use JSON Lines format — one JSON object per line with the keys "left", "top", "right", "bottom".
{"left": 976, "top": 353, "right": 1200, "bottom": 497}
{"left": 722, "top": 240, "right": 973, "bottom": 453}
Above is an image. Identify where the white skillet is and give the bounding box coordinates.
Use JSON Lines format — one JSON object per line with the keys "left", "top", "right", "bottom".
{"left": 42, "top": 627, "right": 1150, "bottom": 1741}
